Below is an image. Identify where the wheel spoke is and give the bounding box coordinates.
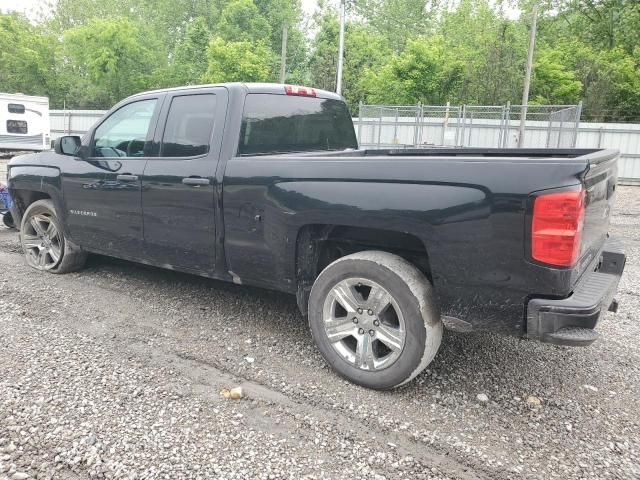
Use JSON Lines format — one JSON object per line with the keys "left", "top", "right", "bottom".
{"left": 46, "top": 221, "right": 58, "bottom": 240}
{"left": 37, "top": 249, "right": 48, "bottom": 268}
{"left": 376, "top": 324, "right": 404, "bottom": 352}
{"left": 48, "top": 246, "right": 61, "bottom": 264}
{"left": 367, "top": 285, "right": 391, "bottom": 314}
{"left": 325, "top": 317, "right": 356, "bottom": 343}
{"left": 30, "top": 216, "right": 47, "bottom": 236}
{"left": 22, "top": 234, "right": 42, "bottom": 249}
{"left": 331, "top": 283, "right": 361, "bottom": 313}
{"left": 355, "top": 334, "right": 375, "bottom": 370}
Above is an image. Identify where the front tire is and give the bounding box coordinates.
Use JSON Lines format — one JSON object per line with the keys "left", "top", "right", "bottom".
{"left": 20, "top": 199, "right": 87, "bottom": 274}
{"left": 308, "top": 251, "right": 442, "bottom": 390}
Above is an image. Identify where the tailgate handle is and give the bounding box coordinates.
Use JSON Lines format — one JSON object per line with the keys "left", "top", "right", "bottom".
{"left": 116, "top": 174, "right": 138, "bottom": 182}
{"left": 182, "top": 177, "right": 210, "bottom": 186}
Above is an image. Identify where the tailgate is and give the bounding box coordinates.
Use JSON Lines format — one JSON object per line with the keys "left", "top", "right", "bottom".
{"left": 578, "top": 150, "right": 619, "bottom": 272}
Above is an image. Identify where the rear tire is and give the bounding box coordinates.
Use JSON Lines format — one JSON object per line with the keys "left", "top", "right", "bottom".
{"left": 308, "top": 251, "right": 442, "bottom": 390}
{"left": 20, "top": 199, "right": 87, "bottom": 274}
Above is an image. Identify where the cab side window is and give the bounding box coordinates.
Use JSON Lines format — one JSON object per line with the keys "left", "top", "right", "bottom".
{"left": 93, "top": 99, "right": 157, "bottom": 158}
{"left": 160, "top": 94, "right": 216, "bottom": 157}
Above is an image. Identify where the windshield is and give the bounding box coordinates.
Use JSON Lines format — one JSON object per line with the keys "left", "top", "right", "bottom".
{"left": 238, "top": 94, "right": 358, "bottom": 156}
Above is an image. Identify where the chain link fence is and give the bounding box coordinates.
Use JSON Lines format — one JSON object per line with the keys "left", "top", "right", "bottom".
{"left": 356, "top": 102, "right": 582, "bottom": 149}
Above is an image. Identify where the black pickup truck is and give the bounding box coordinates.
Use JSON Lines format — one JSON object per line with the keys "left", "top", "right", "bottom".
{"left": 7, "top": 83, "right": 625, "bottom": 389}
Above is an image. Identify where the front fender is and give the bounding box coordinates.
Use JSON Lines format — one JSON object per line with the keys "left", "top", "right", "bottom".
{"left": 8, "top": 164, "right": 65, "bottom": 233}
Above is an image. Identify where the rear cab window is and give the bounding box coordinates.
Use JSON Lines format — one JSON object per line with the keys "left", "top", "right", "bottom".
{"left": 238, "top": 94, "right": 357, "bottom": 156}
{"left": 160, "top": 94, "right": 217, "bottom": 157}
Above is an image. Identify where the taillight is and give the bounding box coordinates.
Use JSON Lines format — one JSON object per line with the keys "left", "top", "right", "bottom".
{"left": 284, "top": 85, "right": 316, "bottom": 97}
{"left": 531, "top": 189, "right": 585, "bottom": 267}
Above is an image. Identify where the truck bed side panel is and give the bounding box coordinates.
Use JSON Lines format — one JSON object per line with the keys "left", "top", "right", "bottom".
{"left": 222, "top": 156, "right": 590, "bottom": 335}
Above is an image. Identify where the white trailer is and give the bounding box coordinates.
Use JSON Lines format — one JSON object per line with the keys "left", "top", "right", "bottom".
{"left": 0, "top": 93, "right": 50, "bottom": 152}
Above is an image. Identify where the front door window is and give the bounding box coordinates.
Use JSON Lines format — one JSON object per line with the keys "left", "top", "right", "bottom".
{"left": 93, "top": 99, "right": 157, "bottom": 158}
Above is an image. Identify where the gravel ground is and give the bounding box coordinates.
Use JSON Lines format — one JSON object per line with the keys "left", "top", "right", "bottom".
{"left": 1, "top": 186, "right": 639, "bottom": 480}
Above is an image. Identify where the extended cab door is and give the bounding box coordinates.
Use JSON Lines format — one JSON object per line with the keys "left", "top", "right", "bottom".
{"left": 141, "top": 88, "right": 227, "bottom": 272}
{"left": 63, "top": 95, "right": 163, "bottom": 255}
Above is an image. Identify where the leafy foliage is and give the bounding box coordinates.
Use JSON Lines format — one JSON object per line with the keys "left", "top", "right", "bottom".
{"left": 202, "top": 37, "right": 272, "bottom": 83}
{"left": 0, "top": 14, "right": 60, "bottom": 100}
{"left": 0, "top": 0, "right": 638, "bottom": 120}
{"left": 216, "top": 0, "right": 272, "bottom": 43}
{"left": 164, "top": 17, "right": 212, "bottom": 87}
{"left": 531, "top": 48, "right": 583, "bottom": 105}
{"left": 308, "top": 12, "right": 392, "bottom": 111}
{"left": 359, "top": 36, "right": 465, "bottom": 105}
{"left": 61, "top": 17, "right": 161, "bottom": 107}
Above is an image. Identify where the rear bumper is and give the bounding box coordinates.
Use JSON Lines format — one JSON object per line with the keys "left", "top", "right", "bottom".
{"left": 526, "top": 236, "right": 626, "bottom": 346}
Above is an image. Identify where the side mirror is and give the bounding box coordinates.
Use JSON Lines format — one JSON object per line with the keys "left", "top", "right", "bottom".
{"left": 54, "top": 136, "right": 82, "bottom": 156}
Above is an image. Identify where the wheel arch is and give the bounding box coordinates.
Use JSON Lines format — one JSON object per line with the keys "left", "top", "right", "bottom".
{"left": 8, "top": 166, "right": 63, "bottom": 232}
{"left": 294, "top": 224, "right": 432, "bottom": 315}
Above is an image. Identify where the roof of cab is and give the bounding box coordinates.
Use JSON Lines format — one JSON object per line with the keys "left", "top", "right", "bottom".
{"left": 127, "top": 82, "right": 343, "bottom": 101}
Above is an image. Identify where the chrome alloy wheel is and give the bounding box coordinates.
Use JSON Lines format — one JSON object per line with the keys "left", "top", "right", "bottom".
{"left": 22, "top": 214, "right": 63, "bottom": 270}
{"left": 322, "top": 277, "right": 406, "bottom": 371}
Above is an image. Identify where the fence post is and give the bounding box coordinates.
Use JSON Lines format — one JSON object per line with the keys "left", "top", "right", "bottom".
{"left": 441, "top": 102, "right": 450, "bottom": 145}
{"left": 377, "top": 106, "right": 383, "bottom": 148}
{"left": 454, "top": 106, "right": 461, "bottom": 147}
{"left": 572, "top": 101, "right": 583, "bottom": 148}
{"left": 420, "top": 103, "right": 425, "bottom": 145}
{"left": 498, "top": 105, "right": 505, "bottom": 148}
{"left": 460, "top": 105, "right": 466, "bottom": 147}
{"left": 503, "top": 102, "right": 511, "bottom": 148}
{"left": 393, "top": 107, "right": 399, "bottom": 145}
{"left": 63, "top": 100, "right": 69, "bottom": 136}
{"left": 557, "top": 113, "right": 564, "bottom": 148}
{"left": 467, "top": 109, "right": 475, "bottom": 147}
{"left": 357, "top": 101, "right": 363, "bottom": 146}
{"left": 597, "top": 126, "right": 604, "bottom": 148}
{"left": 413, "top": 103, "right": 421, "bottom": 146}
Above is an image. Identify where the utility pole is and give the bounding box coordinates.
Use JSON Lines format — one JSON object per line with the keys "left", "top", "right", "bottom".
{"left": 518, "top": 3, "right": 539, "bottom": 148}
{"left": 279, "top": 21, "right": 288, "bottom": 84}
{"left": 336, "top": 0, "right": 346, "bottom": 95}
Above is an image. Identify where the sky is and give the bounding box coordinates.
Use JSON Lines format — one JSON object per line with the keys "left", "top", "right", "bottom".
{"left": 0, "top": 0, "right": 41, "bottom": 18}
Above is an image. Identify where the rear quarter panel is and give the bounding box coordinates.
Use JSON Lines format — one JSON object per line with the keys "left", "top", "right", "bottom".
{"left": 223, "top": 155, "right": 590, "bottom": 335}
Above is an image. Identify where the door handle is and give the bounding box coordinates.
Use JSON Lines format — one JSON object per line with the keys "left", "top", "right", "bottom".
{"left": 182, "top": 177, "right": 210, "bottom": 186}
{"left": 116, "top": 174, "right": 138, "bottom": 182}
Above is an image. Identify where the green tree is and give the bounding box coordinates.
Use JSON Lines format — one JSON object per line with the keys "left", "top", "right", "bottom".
{"left": 353, "top": 0, "right": 442, "bottom": 51}
{"left": 531, "top": 47, "right": 582, "bottom": 104}
{"left": 216, "top": 0, "right": 271, "bottom": 43}
{"left": 534, "top": 0, "right": 640, "bottom": 54}
{"left": 569, "top": 41, "right": 640, "bottom": 121}
{"left": 253, "top": 0, "right": 302, "bottom": 52}
{"left": 51, "top": 0, "right": 215, "bottom": 43}
{"left": 61, "top": 17, "right": 161, "bottom": 107}
{"left": 308, "top": 13, "right": 392, "bottom": 110}
{"left": 165, "top": 16, "right": 212, "bottom": 86}
{"left": 202, "top": 37, "right": 272, "bottom": 83}
{"left": 436, "top": 0, "right": 527, "bottom": 104}
{"left": 360, "top": 36, "right": 466, "bottom": 105}
{"left": 0, "top": 14, "right": 61, "bottom": 102}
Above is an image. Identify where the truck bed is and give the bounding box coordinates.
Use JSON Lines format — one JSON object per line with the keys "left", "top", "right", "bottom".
{"left": 226, "top": 147, "right": 619, "bottom": 335}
